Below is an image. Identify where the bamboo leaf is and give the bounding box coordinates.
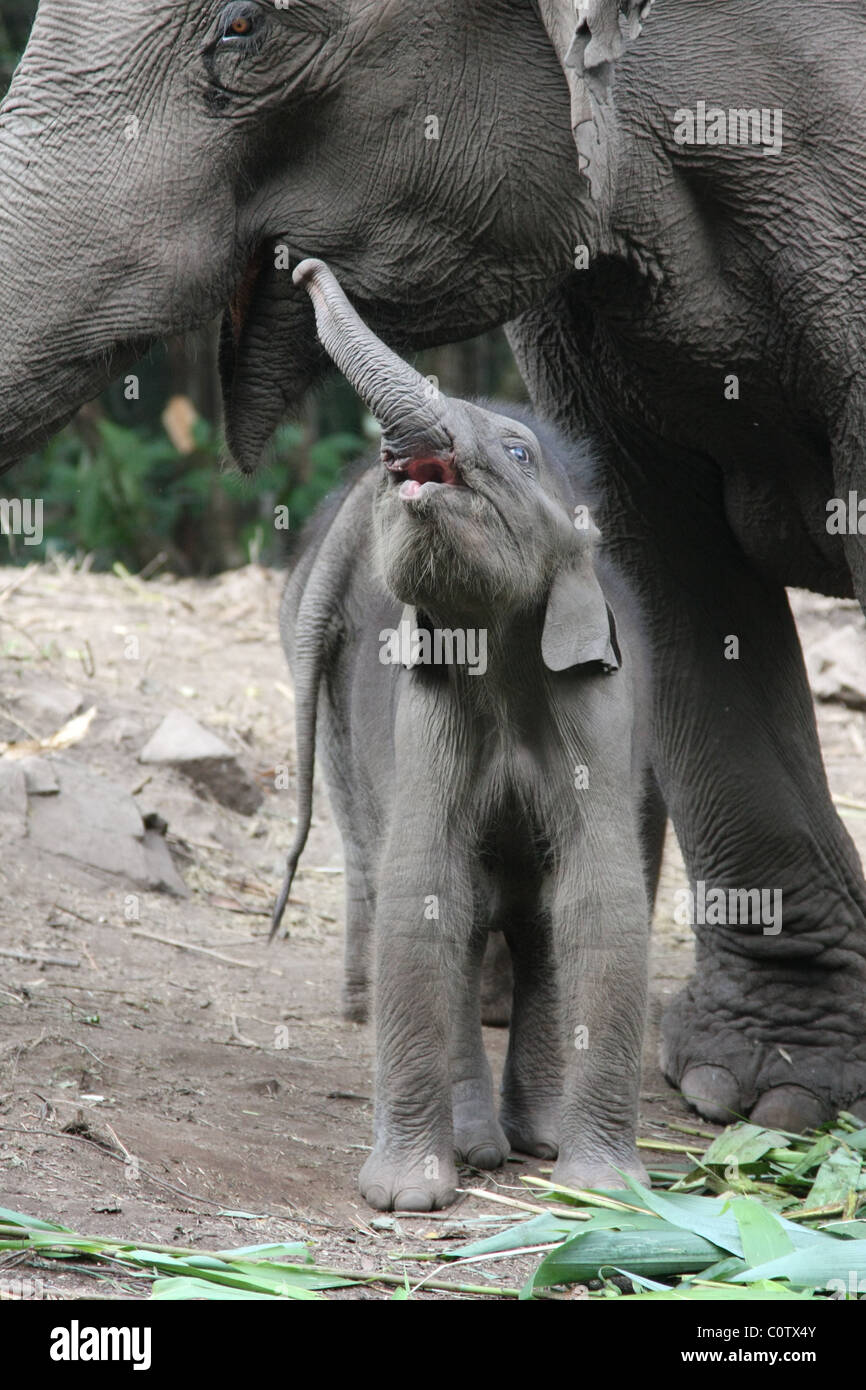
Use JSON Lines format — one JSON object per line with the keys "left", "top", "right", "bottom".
{"left": 731, "top": 1239, "right": 866, "bottom": 1289}
{"left": 529, "top": 1226, "right": 725, "bottom": 1291}
{"left": 806, "top": 1151, "right": 863, "bottom": 1207}
{"left": 729, "top": 1198, "right": 794, "bottom": 1266}
{"left": 151, "top": 1276, "right": 312, "bottom": 1301}
{"left": 703, "top": 1125, "right": 790, "bottom": 1167}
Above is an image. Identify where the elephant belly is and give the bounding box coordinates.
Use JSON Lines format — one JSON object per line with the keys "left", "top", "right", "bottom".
{"left": 721, "top": 466, "right": 854, "bottom": 597}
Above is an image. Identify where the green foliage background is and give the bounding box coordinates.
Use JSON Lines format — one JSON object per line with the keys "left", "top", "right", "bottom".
{"left": 0, "top": 0, "right": 525, "bottom": 574}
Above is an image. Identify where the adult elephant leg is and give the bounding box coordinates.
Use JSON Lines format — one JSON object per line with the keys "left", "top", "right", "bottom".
{"left": 632, "top": 499, "right": 866, "bottom": 1129}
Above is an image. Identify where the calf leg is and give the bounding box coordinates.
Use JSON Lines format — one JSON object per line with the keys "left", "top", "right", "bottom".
{"left": 450, "top": 923, "right": 510, "bottom": 1170}
{"left": 499, "top": 910, "right": 562, "bottom": 1160}
{"left": 359, "top": 832, "right": 471, "bottom": 1211}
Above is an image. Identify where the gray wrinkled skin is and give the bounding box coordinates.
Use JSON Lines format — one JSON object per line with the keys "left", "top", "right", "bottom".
{"left": 1, "top": 0, "right": 866, "bottom": 1129}
{"left": 279, "top": 261, "right": 651, "bottom": 1210}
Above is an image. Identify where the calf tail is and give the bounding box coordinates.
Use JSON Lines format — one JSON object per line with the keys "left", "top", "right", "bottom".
{"left": 270, "top": 492, "right": 363, "bottom": 940}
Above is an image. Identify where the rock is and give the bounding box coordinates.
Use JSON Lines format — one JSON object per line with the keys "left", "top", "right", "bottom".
{"left": 11, "top": 676, "right": 83, "bottom": 728}
{"left": 804, "top": 624, "right": 866, "bottom": 710}
{"left": 142, "top": 828, "right": 187, "bottom": 896}
{"left": 139, "top": 709, "right": 263, "bottom": 816}
{"left": 0, "top": 761, "right": 27, "bottom": 839}
{"left": 18, "top": 755, "right": 60, "bottom": 795}
{"left": 27, "top": 760, "right": 187, "bottom": 895}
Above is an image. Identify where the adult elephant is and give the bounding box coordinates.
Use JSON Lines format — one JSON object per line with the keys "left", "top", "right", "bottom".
{"left": 1, "top": 0, "right": 864, "bottom": 1129}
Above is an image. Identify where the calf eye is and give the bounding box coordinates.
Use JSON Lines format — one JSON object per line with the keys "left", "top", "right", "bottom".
{"left": 506, "top": 444, "right": 531, "bottom": 466}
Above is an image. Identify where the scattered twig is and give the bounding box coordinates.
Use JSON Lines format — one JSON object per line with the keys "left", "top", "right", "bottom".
{"left": 454, "top": 1187, "right": 556, "bottom": 1217}
{"left": 0, "top": 947, "right": 79, "bottom": 969}
{"left": 77, "top": 639, "right": 95, "bottom": 680}
{"left": 0, "top": 563, "right": 38, "bottom": 606}
{"left": 228, "top": 1011, "right": 261, "bottom": 1049}
{"left": 129, "top": 927, "right": 278, "bottom": 972}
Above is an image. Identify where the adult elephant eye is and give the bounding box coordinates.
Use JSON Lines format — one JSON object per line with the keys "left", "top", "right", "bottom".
{"left": 220, "top": 3, "right": 262, "bottom": 42}
{"left": 507, "top": 444, "right": 531, "bottom": 466}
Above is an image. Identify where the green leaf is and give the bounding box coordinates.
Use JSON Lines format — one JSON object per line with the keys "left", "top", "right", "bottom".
{"left": 151, "top": 1277, "right": 312, "bottom": 1301}
{"left": 617, "top": 1280, "right": 817, "bottom": 1302}
{"left": 213, "top": 1242, "right": 310, "bottom": 1261}
{"left": 820, "top": 1221, "right": 866, "bottom": 1239}
{"left": 703, "top": 1124, "right": 790, "bottom": 1167}
{"left": 620, "top": 1174, "right": 827, "bottom": 1257}
{"left": 730, "top": 1198, "right": 794, "bottom": 1267}
{"left": 453, "top": 1212, "right": 581, "bottom": 1257}
{"left": 0, "top": 1207, "right": 71, "bottom": 1232}
{"left": 122, "top": 1250, "right": 354, "bottom": 1293}
{"left": 619, "top": 1177, "right": 746, "bottom": 1256}
{"left": 731, "top": 1239, "right": 866, "bottom": 1289}
{"left": 529, "top": 1226, "right": 725, "bottom": 1291}
{"left": 611, "top": 1268, "right": 672, "bottom": 1292}
{"left": 806, "top": 1151, "right": 863, "bottom": 1207}
{"left": 452, "top": 1208, "right": 656, "bottom": 1259}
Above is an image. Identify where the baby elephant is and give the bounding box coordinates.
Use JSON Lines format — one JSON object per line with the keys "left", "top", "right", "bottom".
{"left": 274, "top": 258, "right": 652, "bottom": 1211}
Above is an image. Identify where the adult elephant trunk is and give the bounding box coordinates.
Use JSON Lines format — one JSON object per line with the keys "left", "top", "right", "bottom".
{"left": 0, "top": 2, "right": 242, "bottom": 472}
{"left": 0, "top": 115, "right": 138, "bottom": 468}
{"left": 293, "top": 259, "right": 453, "bottom": 460}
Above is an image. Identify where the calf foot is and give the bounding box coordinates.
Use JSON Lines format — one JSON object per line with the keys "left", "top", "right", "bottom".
{"left": 453, "top": 1082, "right": 510, "bottom": 1169}
{"left": 662, "top": 957, "right": 866, "bottom": 1130}
{"left": 500, "top": 1099, "right": 559, "bottom": 1161}
{"left": 359, "top": 1146, "right": 458, "bottom": 1212}
{"left": 453, "top": 1121, "right": 510, "bottom": 1170}
{"left": 341, "top": 976, "right": 368, "bottom": 1024}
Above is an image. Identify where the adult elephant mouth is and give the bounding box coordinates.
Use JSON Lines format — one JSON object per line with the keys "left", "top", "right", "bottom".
{"left": 227, "top": 243, "right": 269, "bottom": 346}
{"left": 218, "top": 239, "right": 331, "bottom": 474}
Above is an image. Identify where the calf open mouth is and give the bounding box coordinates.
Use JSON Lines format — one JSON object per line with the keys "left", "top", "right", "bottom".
{"left": 384, "top": 453, "right": 465, "bottom": 501}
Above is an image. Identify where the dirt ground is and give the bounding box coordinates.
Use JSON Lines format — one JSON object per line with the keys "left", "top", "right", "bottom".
{"left": 1, "top": 559, "right": 865, "bottom": 1301}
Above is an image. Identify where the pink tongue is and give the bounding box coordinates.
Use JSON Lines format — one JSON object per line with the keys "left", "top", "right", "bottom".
{"left": 400, "top": 478, "right": 424, "bottom": 500}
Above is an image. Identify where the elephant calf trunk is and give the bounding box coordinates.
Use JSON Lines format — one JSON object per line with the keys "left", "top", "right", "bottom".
{"left": 293, "top": 259, "right": 452, "bottom": 459}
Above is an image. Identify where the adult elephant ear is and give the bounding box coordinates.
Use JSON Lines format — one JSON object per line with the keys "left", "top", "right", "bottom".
{"left": 537, "top": 0, "right": 654, "bottom": 201}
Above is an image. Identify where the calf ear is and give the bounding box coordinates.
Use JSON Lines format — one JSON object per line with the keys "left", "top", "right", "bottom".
{"left": 537, "top": 0, "right": 653, "bottom": 200}
{"left": 541, "top": 563, "right": 621, "bottom": 673}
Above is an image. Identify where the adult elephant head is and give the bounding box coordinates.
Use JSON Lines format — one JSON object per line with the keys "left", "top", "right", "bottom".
{"left": 0, "top": 0, "right": 651, "bottom": 471}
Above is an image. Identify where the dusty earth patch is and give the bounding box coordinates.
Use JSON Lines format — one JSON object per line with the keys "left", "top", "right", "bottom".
{"left": 0, "top": 561, "right": 864, "bottom": 1300}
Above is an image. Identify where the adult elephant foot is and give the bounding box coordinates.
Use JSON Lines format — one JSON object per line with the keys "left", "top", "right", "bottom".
{"left": 661, "top": 960, "right": 866, "bottom": 1129}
